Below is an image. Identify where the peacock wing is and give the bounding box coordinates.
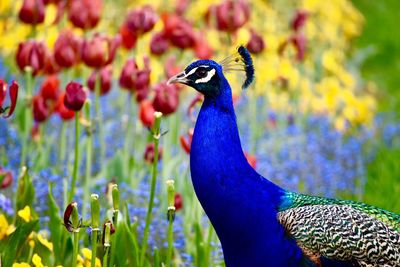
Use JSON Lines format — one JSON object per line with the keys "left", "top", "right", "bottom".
{"left": 278, "top": 193, "right": 400, "bottom": 266}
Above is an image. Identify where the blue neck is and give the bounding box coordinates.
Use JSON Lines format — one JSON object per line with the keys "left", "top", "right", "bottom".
{"left": 190, "top": 77, "right": 303, "bottom": 266}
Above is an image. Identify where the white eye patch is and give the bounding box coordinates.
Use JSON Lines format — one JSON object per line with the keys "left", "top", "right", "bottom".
{"left": 195, "top": 69, "right": 216, "bottom": 84}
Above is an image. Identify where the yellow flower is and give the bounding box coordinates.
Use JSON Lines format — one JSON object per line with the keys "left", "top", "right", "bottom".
{"left": 0, "top": 214, "right": 9, "bottom": 239}
{"left": 18, "top": 206, "right": 31, "bottom": 222}
{"left": 12, "top": 263, "right": 31, "bottom": 267}
{"left": 37, "top": 233, "right": 54, "bottom": 252}
{"left": 81, "top": 248, "right": 102, "bottom": 267}
{"left": 32, "top": 253, "right": 45, "bottom": 267}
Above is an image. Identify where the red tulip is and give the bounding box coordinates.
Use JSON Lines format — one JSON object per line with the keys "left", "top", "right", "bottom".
{"left": 16, "top": 40, "right": 48, "bottom": 75}
{"left": 56, "top": 92, "right": 75, "bottom": 120}
{"left": 125, "top": 6, "right": 158, "bottom": 35}
{"left": 150, "top": 32, "right": 169, "bottom": 56}
{"left": 174, "top": 193, "right": 183, "bottom": 211}
{"left": 64, "top": 81, "right": 86, "bottom": 111}
{"left": 120, "top": 22, "right": 137, "bottom": 49}
{"left": 33, "top": 95, "right": 50, "bottom": 122}
{"left": 0, "top": 80, "right": 19, "bottom": 118}
{"left": 208, "top": 0, "right": 250, "bottom": 32}
{"left": 87, "top": 66, "right": 112, "bottom": 95}
{"left": 291, "top": 10, "right": 308, "bottom": 32}
{"left": 54, "top": 30, "right": 81, "bottom": 68}
{"left": 81, "top": 33, "right": 120, "bottom": 68}
{"left": 247, "top": 29, "right": 265, "bottom": 54}
{"left": 68, "top": 0, "right": 102, "bottom": 30}
{"left": 139, "top": 99, "right": 155, "bottom": 127}
{"left": 0, "top": 167, "right": 13, "bottom": 189}
{"left": 152, "top": 82, "right": 179, "bottom": 115}
{"left": 40, "top": 75, "right": 60, "bottom": 102}
{"left": 18, "top": 0, "right": 45, "bottom": 25}
{"left": 43, "top": 52, "right": 61, "bottom": 74}
{"left": 144, "top": 143, "right": 162, "bottom": 163}
{"left": 119, "top": 57, "right": 151, "bottom": 92}
{"left": 179, "top": 128, "right": 193, "bottom": 154}
{"left": 136, "top": 88, "right": 149, "bottom": 103}
{"left": 163, "top": 14, "right": 196, "bottom": 49}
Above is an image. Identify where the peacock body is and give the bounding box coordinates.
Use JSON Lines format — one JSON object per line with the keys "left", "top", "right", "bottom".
{"left": 168, "top": 46, "right": 400, "bottom": 267}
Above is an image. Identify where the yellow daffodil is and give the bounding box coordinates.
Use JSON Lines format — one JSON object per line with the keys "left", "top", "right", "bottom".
{"left": 32, "top": 253, "right": 45, "bottom": 267}
{"left": 18, "top": 205, "right": 31, "bottom": 222}
{"left": 37, "top": 233, "right": 54, "bottom": 252}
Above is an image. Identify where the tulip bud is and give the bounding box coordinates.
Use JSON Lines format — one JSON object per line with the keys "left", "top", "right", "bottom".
{"left": 90, "top": 194, "right": 100, "bottom": 230}
{"left": 144, "top": 143, "right": 162, "bottom": 163}
{"left": 291, "top": 10, "right": 308, "bottom": 32}
{"left": 125, "top": 6, "right": 158, "bottom": 35}
{"left": 16, "top": 40, "right": 48, "bottom": 76}
{"left": 174, "top": 193, "right": 183, "bottom": 211}
{"left": 68, "top": 0, "right": 102, "bottom": 30}
{"left": 18, "top": 0, "right": 45, "bottom": 25}
{"left": 166, "top": 179, "right": 176, "bottom": 221}
{"left": 119, "top": 22, "right": 137, "bottom": 50}
{"left": 152, "top": 82, "right": 179, "bottom": 115}
{"left": 33, "top": 95, "right": 50, "bottom": 123}
{"left": 0, "top": 168, "right": 13, "bottom": 189}
{"left": 64, "top": 81, "right": 87, "bottom": 111}
{"left": 212, "top": 0, "right": 250, "bottom": 32}
{"left": 87, "top": 66, "right": 112, "bottom": 95}
{"left": 81, "top": 33, "right": 119, "bottom": 68}
{"left": 40, "top": 75, "right": 60, "bottom": 102}
{"left": 163, "top": 14, "right": 196, "bottom": 49}
{"left": 139, "top": 99, "right": 155, "bottom": 127}
{"left": 63, "top": 202, "right": 80, "bottom": 232}
{"left": 0, "top": 80, "right": 19, "bottom": 119}
{"left": 56, "top": 92, "right": 75, "bottom": 120}
{"left": 102, "top": 221, "right": 115, "bottom": 246}
{"left": 119, "top": 57, "right": 151, "bottom": 92}
{"left": 54, "top": 30, "right": 81, "bottom": 68}
{"left": 246, "top": 29, "right": 265, "bottom": 54}
{"left": 150, "top": 32, "right": 169, "bottom": 56}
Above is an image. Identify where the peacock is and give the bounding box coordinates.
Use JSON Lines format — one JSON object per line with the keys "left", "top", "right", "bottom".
{"left": 167, "top": 46, "right": 400, "bottom": 267}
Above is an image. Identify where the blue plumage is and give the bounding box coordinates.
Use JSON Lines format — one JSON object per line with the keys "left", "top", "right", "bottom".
{"left": 167, "top": 48, "right": 400, "bottom": 266}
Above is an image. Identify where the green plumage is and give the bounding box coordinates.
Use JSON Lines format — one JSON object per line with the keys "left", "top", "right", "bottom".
{"left": 278, "top": 192, "right": 400, "bottom": 266}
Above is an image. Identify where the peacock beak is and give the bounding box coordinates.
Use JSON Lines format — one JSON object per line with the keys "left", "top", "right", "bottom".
{"left": 167, "top": 71, "right": 189, "bottom": 85}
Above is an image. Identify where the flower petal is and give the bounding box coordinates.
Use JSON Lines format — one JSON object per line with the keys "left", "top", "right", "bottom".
{"left": 4, "top": 80, "right": 19, "bottom": 118}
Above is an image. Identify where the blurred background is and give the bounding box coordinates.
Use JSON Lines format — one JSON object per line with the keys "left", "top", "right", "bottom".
{"left": 0, "top": 0, "right": 399, "bottom": 266}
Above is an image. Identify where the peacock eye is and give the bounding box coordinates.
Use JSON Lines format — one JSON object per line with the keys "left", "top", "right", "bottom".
{"left": 196, "top": 68, "right": 208, "bottom": 78}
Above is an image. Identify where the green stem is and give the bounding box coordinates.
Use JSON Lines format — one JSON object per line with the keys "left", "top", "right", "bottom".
{"left": 139, "top": 112, "right": 162, "bottom": 267}
{"left": 165, "top": 216, "right": 174, "bottom": 267}
{"left": 83, "top": 104, "right": 92, "bottom": 219}
{"left": 21, "top": 69, "right": 33, "bottom": 167}
{"left": 124, "top": 93, "right": 134, "bottom": 181}
{"left": 109, "top": 210, "right": 118, "bottom": 267}
{"left": 103, "top": 247, "right": 110, "bottom": 267}
{"left": 68, "top": 112, "right": 80, "bottom": 203}
{"left": 72, "top": 230, "right": 79, "bottom": 267}
{"left": 59, "top": 122, "right": 66, "bottom": 172}
{"left": 91, "top": 230, "right": 99, "bottom": 267}
{"left": 94, "top": 72, "right": 105, "bottom": 166}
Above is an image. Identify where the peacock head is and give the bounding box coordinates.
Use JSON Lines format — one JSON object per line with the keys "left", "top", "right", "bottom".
{"left": 168, "top": 46, "right": 254, "bottom": 97}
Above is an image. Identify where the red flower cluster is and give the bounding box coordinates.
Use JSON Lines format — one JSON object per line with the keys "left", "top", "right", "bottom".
{"left": 32, "top": 75, "right": 60, "bottom": 122}
{"left": 0, "top": 80, "right": 19, "bottom": 119}
{"left": 54, "top": 30, "right": 82, "bottom": 68}
{"left": 149, "top": 13, "right": 213, "bottom": 59}
{"left": 119, "top": 57, "right": 151, "bottom": 101}
{"left": 87, "top": 66, "right": 112, "bottom": 95}
{"left": 18, "top": 0, "right": 45, "bottom": 25}
{"left": 81, "top": 33, "right": 120, "bottom": 69}
{"left": 16, "top": 40, "right": 48, "bottom": 76}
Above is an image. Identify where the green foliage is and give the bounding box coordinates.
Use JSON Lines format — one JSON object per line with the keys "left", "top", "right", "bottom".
{"left": 0, "top": 220, "right": 39, "bottom": 266}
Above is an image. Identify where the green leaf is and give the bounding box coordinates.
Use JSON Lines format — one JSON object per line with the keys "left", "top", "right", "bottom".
{"left": 47, "top": 183, "right": 64, "bottom": 264}
{"left": 114, "top": 220, "right": 139, "bottom": 267}
{"left": 0, "top": 220, "right": 39, "bottom": 266}
{"left": 16, "top": 167, "right": 35, "bottom": 212}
